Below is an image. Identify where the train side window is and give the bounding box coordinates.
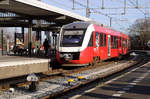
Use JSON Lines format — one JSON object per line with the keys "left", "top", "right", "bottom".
{"left": 100, "top": 33, "right": 103, "bottom": 47}
{"left": 88, "top": 33, "right": 93, "bottom": 47}
{"left": 124, "top": 38, "right": 126, "bottom": 48}
{"left": 116, "top": 37, "right": 118, "bottom": 48}
{"left": 122, "top": 38, "right": 125, "bottom": 48}
{"left": 114, "top": 36, "right": 116, "bottom": 48}
{"left": 111, "top": 35, "right": 113, "bottom": 48}
{"left": 122, "top": 38, "right": 124, "bottom": 48}
{"left": 95, "top": 32, "right": 99, "bottom": 47}
{"left": 125, "top": 39, "right": 127, "bottom": 48}
{"left": 124, "top": 39, "right": 126, "bottom": 48}
{"left": 104, "top": 34, "right": 106, "bottom": 46}
{"left": 118, "top": 37, "right": 120, "bottom": 48}
{"left": 118, "top": 37, "right": 120, "bottom": 47}
{"left": 127, "top": 39, "right": 128, "bottom": 48}
{"left": 120, "top": 37, "right": 121, "bottom": 47}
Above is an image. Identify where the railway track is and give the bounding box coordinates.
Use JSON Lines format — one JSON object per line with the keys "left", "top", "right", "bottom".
{"left": 0, "top": 52, "right": 146, "bottom": 99}
{"left": 0, "top": 58, "right": 115, "bottom": 91}
{"left": 54, "top": 53, "right": 149, "bottom": 99}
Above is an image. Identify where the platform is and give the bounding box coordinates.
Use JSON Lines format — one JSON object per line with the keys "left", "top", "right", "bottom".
{"left": 0, "top": 56, "right": 51, "bottom": 80}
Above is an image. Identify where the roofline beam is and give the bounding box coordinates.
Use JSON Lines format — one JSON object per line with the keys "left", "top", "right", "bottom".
{"left": 0, "top": 21, "right": 62, "bottom": 28}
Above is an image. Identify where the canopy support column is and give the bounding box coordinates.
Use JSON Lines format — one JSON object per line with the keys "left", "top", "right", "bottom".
{"left": 22, "top": 27, "right": 24, "bottom": 43}
{"left": 1, "top": 30, "right": 3, "bottom": 56}
{"left": 28, "top": 20, "right": 32, "bottom": 57}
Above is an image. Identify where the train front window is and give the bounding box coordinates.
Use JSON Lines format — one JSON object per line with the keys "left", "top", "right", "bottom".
{"left": 60, "top": 29, "right": 85, "bottom": 47}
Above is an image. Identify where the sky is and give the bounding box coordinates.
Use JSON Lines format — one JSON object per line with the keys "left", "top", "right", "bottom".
{"left": 41, "top": 0, "right": 150, "bottom": 34}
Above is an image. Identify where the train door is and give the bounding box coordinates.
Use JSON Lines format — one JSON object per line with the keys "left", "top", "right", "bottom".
{"left": 103, "top": 33, "right": 107, "bottom": 59}
{"left": 100, "top": 33, "right": 105, "bottom": 60}
{"left": 94, "top": 32, "right": 100, "bottom": 57}
{"left": 122, "top": 38, "right": 124, "bottom": 54}
{"left": 108, "top": 35, "right": 111, "bottom": 57}
{"left": 119, "top": 37, "right": 122, "bottom": 54}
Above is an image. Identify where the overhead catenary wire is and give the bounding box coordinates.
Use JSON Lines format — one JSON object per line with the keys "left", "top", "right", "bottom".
{"left": 69, "top": 0, "right": 129, "bottom": 29}
{"left": 46, "top": 0, "right": 150, "bottom": 33}
{"left": 128, "top": 0, "right": 145, "bottom": 15}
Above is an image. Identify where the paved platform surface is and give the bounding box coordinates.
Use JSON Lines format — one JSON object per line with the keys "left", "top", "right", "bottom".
{"left": 72, "top": 61, "right": 150, "bottom": 99}
{"left": 0, "top": 56, "right": 51, "bottom": 79}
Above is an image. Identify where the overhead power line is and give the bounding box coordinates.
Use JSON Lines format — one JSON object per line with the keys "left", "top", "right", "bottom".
{"left": 128, "top": 0, "right": 145, "bottom": 15}
{"left": 70, "top": 0, "right": 129, "bottom": 27}
{"left": 47, "top": 0, "right": 150, "bottom": 32}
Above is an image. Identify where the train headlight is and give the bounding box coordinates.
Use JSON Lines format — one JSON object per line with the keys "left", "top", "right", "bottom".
{"left": 59, "top": 53, "right": 73, "bottom": 61}
{"left": 64, "top": 53, "right": 72, "bottom": 59}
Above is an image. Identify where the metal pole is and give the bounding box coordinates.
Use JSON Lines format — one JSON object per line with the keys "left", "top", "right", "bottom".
{"left": 124, "top": 0, "right": 126, "bottom": 15}
{"left": 14, "top": 32, "right": 16, "bottom": 46}
{"left": 39, "top": 31, "right": 41, "bottom": 46}
{"left": 22, "top": 27, "right": 24, "bottom": 43}
{"left": 144, "top": 14, "right": 148, "bottom": 49}
{"left": 7, "top": 39, "right": 9, "bottom": 55}
{"left": 86, "top": 0, "right": 90, "bottom": 17}
{"left": 1, "top": 30, "right": 3, "bottom": 56}
{"left": 72, "top": 0, "right": 75, "bottom": 10}
{"left": 101, "top": 0, "right": 104, "bottom": 9}
{"left": 28, "top": 20, "right": 32, "bottom": 56}
{"left": 110, "top": 17, "right": 112, "bottom": 27}
{"left": 136, "top": 0, "right": 138, "bottom": 8}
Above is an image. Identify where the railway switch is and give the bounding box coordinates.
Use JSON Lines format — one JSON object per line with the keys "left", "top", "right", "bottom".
{"left": 77, "top": 76, "right": 84, "bottom": 80}
{"left": 67, "top": 79, "right": 74, "bottom": 85}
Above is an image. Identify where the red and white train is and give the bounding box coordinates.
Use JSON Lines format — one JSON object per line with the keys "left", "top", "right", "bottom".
{"left": 56, "top": 22, "right": 130, "bottom": 66}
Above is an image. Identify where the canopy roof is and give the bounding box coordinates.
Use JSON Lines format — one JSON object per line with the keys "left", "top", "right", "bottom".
{"left": 0, "top": 0, "right": 92, "bottom": 31}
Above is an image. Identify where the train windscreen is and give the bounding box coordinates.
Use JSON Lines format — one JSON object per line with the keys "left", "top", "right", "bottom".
{"left": 60, "top": 29, "right": 85, "bottom": 47}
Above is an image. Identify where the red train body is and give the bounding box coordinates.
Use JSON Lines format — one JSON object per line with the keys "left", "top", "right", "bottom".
{"left": 56, "top": 22, "right": 130, "bottom": 66}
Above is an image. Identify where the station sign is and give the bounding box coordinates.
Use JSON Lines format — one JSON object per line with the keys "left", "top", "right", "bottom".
{"left": 0, "top": 0, "right": 9, "bottom": 5}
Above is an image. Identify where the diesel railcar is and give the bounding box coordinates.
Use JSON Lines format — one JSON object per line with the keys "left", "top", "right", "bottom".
{"left": 56, "top": 22, "right": 130, "bottom": 66}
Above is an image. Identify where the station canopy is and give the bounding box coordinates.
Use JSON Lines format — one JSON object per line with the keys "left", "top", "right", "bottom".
{"left": 0, "top": 0, "right": 92, "bottom": 31}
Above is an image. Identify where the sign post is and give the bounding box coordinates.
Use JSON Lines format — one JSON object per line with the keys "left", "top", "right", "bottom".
{"left": 1, "top": 30, "right": 3, "bottom": 56}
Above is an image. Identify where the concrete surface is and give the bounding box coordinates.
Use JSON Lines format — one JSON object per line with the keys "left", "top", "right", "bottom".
{"left": 0, "top": 56, "right": 51, "bottom": 79}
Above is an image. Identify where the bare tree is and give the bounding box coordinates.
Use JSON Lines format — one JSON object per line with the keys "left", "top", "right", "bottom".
{"left": 129, "top": 18, "right": 150, "bottom": 49}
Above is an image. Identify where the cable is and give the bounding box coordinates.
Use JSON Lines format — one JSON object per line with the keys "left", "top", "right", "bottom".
{"left": 128, "top": 0, "right": 145, "bottom": 15}
{"left": 45, "top": 0, "right": 135, "bottom": 32}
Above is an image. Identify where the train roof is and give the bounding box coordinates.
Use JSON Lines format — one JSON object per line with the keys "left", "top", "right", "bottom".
{"left": 69, "top": 21, "right": 126, "bottom": 32}
{"left": 63, "top": 21, "right": 91, "bottom": 29}
{"left": 122, "top": 33, "right": 130, "bottom": 40}
{"left": 89, "top": 21, "right": 129, "bottom": 38}
{"left": 94, "top": 24, "right": 122, "bottom": 37}
{"left": 63, "top": 21, "right": 129, "bottom": 39}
